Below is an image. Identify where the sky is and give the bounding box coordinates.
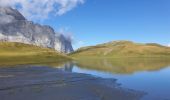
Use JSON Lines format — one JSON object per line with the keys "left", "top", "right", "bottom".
{"left": 0, "top": 0, "right": 170, "bottom": 49}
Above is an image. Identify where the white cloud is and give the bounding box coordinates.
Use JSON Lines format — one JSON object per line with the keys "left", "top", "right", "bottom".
{"left": 57, "top": 27, "right": 74, "bottom": 43}
{"left": 168, "top": 44, "right": 170, "bottom": 47}
{"left": 73, "top": 40, "right": 85, "bottom": 49}
{"left": 76, "top": 40, "right": 84, "bottom": 46}
{"left": 56, "top": 27, "right": 85, "bottom": 48}
{"left": 0, "top": 0, "right": 84, "bottom": 20}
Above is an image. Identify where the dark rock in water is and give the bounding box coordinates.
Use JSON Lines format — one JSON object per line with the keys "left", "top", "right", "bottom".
{"left": 0, "top": 7, "right": 73, "bottom": 53}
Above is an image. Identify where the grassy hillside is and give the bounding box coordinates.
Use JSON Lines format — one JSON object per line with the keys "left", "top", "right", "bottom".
{"left": 71, "top": 41, "right": 170, "bottom": 58}
{"left": 0, "top": 42, "right": 71, "bottom": 66}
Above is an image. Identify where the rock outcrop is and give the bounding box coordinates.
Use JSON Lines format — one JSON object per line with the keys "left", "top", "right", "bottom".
{"left": 0, "top": 7, "right": 73, "bottom": 53}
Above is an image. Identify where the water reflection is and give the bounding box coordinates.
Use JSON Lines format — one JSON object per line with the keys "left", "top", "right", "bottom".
{"left": 62, "top": 62, "right": 74, "bottom": 72}
{"left": 0, "top": 58, "right": 170, "bottom": 100}
{"left": 71, "top": 58, "right": 170, "bottom": 74}
{"left": 60, "top": 58, "right": 170, "bottom": 100}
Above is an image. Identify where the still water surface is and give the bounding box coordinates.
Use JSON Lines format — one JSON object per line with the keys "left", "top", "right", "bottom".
{"left": 62, "top": 58, "right": 170, "bottom": 100}
{"left": 0, "top": 58, "right": 170, "bottom": 100}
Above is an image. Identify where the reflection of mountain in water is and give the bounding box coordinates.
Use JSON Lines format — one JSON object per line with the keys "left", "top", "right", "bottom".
{"left": 57, "top": 62, "right": 74, "bottom": 72}
{"left": 63, "top": 63, "right": 74, "bottom": 72}
{"left": 75, "top": 58, "right": 170, "bottom": 74}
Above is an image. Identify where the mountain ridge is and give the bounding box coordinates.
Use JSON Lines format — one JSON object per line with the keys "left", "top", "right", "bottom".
{"left": 0, "top": 7, "right": 73, "bottom": 53}
{"left": 71, "top": 40, "right": 170, "bottom": 58}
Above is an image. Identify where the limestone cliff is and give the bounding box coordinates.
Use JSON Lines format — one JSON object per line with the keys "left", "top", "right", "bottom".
{"left": 0, "top": 7, "right": 73, "bottom": 53}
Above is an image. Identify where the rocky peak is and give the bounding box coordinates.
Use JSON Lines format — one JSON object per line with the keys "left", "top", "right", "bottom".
{"left": 0, "top": 7, "right": 25, "bottom": 20}
{"left": 0, "top": 7, "right": 73, "bottom": 53}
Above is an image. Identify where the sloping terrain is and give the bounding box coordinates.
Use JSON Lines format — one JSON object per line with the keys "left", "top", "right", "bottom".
{"left": 71, "top": 41, "right": 170, "bottom": 58}
{"left": 0, "top": 42, "right": 71, "bottom": 66}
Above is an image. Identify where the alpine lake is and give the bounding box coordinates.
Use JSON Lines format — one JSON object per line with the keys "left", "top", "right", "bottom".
{"left": 0, "top": 57, "right": 170, "bottom": 100}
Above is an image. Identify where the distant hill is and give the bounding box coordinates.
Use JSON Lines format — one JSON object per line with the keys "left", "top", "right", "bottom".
{"left": 71, "top": 41, "right": 170, "bottom": 58}
{"left": 0, "top": 42, "right": 71, "bottom": 66}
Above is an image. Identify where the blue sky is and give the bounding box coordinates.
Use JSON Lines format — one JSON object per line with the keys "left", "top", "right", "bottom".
{"left": 11, "top": 0, "right": 170, "bottom": 49}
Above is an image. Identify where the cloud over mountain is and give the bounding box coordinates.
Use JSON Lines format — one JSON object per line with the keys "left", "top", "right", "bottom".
{"left": 0, "top": 0, "right": 84, "bottom": 20}
{"left": 168, "top": 43, "right": 170, "bottom": 47}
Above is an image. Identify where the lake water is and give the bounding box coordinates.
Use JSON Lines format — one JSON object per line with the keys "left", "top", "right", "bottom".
{"left": 0, "top": 58, "right": 170, "bottom": 100}
{"left": 61, "top": 58, "right": 170, "bottom": 100}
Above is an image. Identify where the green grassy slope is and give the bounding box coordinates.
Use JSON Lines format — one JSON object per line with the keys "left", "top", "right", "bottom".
{"left": 70, "top": 41, "right": 170, "bottom": 58}
{"left": 0, "top": 42, "right": 71, "bottom": 66}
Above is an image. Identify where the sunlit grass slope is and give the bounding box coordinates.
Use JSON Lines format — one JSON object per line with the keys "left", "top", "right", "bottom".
{"left": 71, "top": 41, "right": 170, "bottom": 58}
{"left": 0, "top": 42, "right": 71, "bottom": 66}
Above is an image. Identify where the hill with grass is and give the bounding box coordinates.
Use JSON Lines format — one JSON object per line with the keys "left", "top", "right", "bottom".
{"left": 71, "top": 41, "right": 170, "bottom": 58}
{"left": 0, "top": 42, "right": 71, "bottom": 66}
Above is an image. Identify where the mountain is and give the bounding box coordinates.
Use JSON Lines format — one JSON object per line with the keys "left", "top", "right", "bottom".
{"left": 0, "top": 42, "right": 71, "bottom": 66}
{"left": 0, "top": 7, "right": 73, "bottom": 53}
{"left": 71, "top": 41, "right": 170, "bottom": 58}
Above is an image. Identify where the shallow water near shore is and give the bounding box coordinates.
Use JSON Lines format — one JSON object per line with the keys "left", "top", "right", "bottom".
{"left": 0, "top": 65, "right": 144, "bottom": 100}
{"left": 0, "top": 58, "right": 170, "bottom": 100}
{"left": 71, "top": 58, "right": 170, "bottom": 100}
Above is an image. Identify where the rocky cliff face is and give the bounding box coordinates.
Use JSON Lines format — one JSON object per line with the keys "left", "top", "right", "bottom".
{"left": 0, "top": 7, "right": 73, "bottom": 53}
